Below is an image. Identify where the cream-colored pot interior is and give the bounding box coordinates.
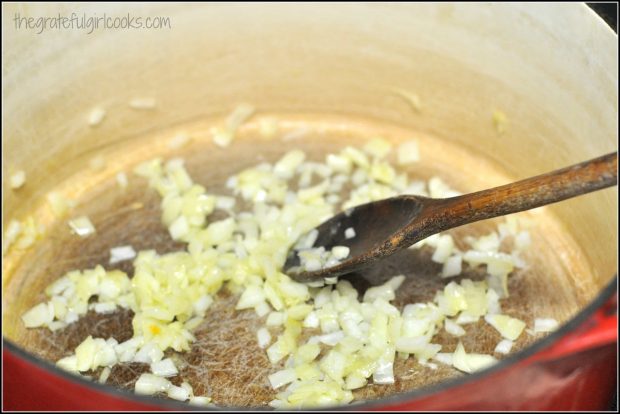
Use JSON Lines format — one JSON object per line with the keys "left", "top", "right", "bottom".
{"left": 2, "top": 2, "right": 617, "bottom": 407}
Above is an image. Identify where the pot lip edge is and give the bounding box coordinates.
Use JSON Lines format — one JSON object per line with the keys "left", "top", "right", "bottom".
{"left": 3, "top": 275, "right": 617, "bottom": 411}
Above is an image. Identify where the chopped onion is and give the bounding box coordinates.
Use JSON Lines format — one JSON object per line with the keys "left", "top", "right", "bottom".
{"left": 134, "top": 342, "right": 164, "bottom": 364}
{"left": 21, "top": 302, "right": 54, "bottom": 328}
{"left": 452, "top": 342, "right": 497, "bottom": 374}
{"left": 331, "top": 246, "right": 350, "bottom": 260}
{"left": 189, "top": 396, "right": 212, "bottom": 406}
{"left": 88, "top": 107, "right": 106, "bottom": 126}
{"left": 151, "top": 358, "right": 178, "bottom": 377}
{"left": 494, "top": 339, "right": 513, "bottom": 355}
{"left": 68, "top": 216, "right": 96, "bottom": 237}
{"left": 363, "top": 138, "right": 392, "bottom": 159}
{"left": 257, "top": 327, "right": 272, "bottom": 349}
{"left": 317, "top": 331, "right": 345, "bottom": 346}
{"left": 266, "top": 312, "right": 285, "bottom": 326}
{"left": 109, "top": 245, "right": 136, "bottom": 264}
{"left": 98, "top": 367, "right": 111, "bottom": 383}
{"left": 534, "top": 318, "right": 559, "bottom": 333}
{"left": 484, "top": 314, "right": 526, "bottom": 340}
{"left": 236, "top": 285, "right": 266, "bottom": 310}
{"left": 433, "top": 353, "right": 453, "bottom": 366}
{"left": 396, "top": 140, "right": 420, "bottom": 165}
{"left": 344, "top": 227, "right": 356, "bottom": 239}
{"left": 442, "top": 254, "right": 462, "bottom": 278}
{"left": 56, "top": 355, "right": 79, "bottom": 372}
{"left": 269, "top": 368, "right": 297, "bottom": 389}
{"left": 167, "top": 384, "right": 190, "bottom": 401}
{"left": 372, "top": 357, "right": 395, "bottom": 384}
{"left": 135, "top": 373, "right": 171, "bottom": 395}
{"left": 431, "top": 235, "right": 454, "bottom": 264}
{"left": 20, "top": 138, "right": 537, "bottom": 408}
{"left": 444, "top": 319, "right": 466, "bottom": 337}
{"left": 10, "top": 170, "right": 26, "bottom": 189}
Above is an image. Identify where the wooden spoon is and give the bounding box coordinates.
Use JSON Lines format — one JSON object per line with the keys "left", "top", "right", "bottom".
{"left": 286, "top": 152, "right": 617, "bottom": 282}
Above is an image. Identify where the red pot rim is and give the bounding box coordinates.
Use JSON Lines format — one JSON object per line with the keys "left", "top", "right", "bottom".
{"left": 3, "top": 275, "right": 617, "bottom": 411}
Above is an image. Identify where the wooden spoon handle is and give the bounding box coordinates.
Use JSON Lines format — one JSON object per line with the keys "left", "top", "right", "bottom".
{"left": 430, "top": 152, "right": 617, "bottom": 231}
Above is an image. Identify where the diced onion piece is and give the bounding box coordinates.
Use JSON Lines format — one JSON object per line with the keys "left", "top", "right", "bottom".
{"left": 434, "top": 353, "right": 453, "bottom": 366}
{"left": 3, "top": 219, "right": 22, "bottom": 255}
{"left": 150, "top": 358, "right": 178, "bottom": 377}
{"left": 134, "top": 373, "right": 171, "bottom": 395}
{"left": 452, "top": 342, "right": 497, "bottom": 374}
{"left": 395, "top": 336, "right": 430, "bottom": 354}
{"left": 345, "top": 373, "right": 367, "bottom": 390}
{"left": 68, "top": 216, "right": 96, "bottom": 237}
{"left": 236, "top": 285, "right": 266, "bottom": 310}
{"left": 326, "top": 154, "right": 352, "bottom": 174}
{"left": 93, "top": 302, "right": 116, "bottom": 314}
{"left": 109, "top": 245, "right": 136, "bottom": 264}
{"left": 259, "top": 117, "right": 279, "bottom": 138}
{"left": 317, "top": 331, "right": 345, "bottom": 346}
{"left": 320, "top": 350, "right": 347, "bottom": 385}
{"left": 428, "top": 177, "right": 453, "bottom": 198}
{"left": 486, "top": 288, "right": 502, "bottom": 315}
{"left": 193, "top": 295, "right": 213, "bottom": 315}
{"left": 444, "top": 319, "right": 466, "bottom": 337}
{"left": 331, "top": 246, "right": 350, "bottom": 260}
{"left": 363, "top": 275, "right": 404, "bottom": 303}
{"left": 22, "top": 302, "right": 54, "bottom": 328}
{"left": 431, "top": 235, "right": 454, "bottom": 264}
{"left": 344, "top": 227, "right": 356, "bottom": 239}
{"left": 303, "top": 311, "right": 320, "bottom": 328}
{"left": 167, "top": 384, "right": 190, "bottom": 401}
{"left": 268, "top": 368, "right": 297, "bottom": 389}
{"left": 484, "top": 314, "right": 526, "bottom": 341}
{"left": 189, "top": 396, "right": 212, "bottom": 406}
{"left": 226, "top": 103, "right": 255, "bottom": 132}
{"left": 494, "top": 339, "right": 513, "bottom": 355}
{"left": 75, "top": 336, "right": 97, "bottom": 372}
{"left": 134, "top": 342, "right": 164, "bottom": 364}
{"left": 10, "top": 170, "right": 26, "bottom": 189}
{"left": 56, "top": 355, "right": 79, "bottom": 372}
{"left": 274, "top": 150, "right": 306, "bottom": 179}
{"left": 442, "top": 254, "right": 462, "bottom": 278}
{"left": 534, "top": 318, "right": 559, "bottom": 333}
{"left": 47, "top": 192, "right": 73, "bottom": 217}
{"left": 363, "top": 138, "right": 392, "bottom": 159}
{"left": 88, "top": 107, "right": 106, "bottom": 126}
{"left": 468, "top": 232, "right": 500, "bottom": 252}
{"left": 168, "top": 216, "right": 189, "bottom": 240}
{"left": 97, "top": 367, "right": 111, "bottom": 383}
{"left": 266, "top": 312, "right": 285, "bottom": 326}
{"left": 257, "top": 328, "right": 272, "bottom": 349}
{"left": 372, "top": 357, "right": 395, "bottom": 384}
{"left": 255, "top": 300, "right": 271, "bottom": 317}
{"left": 396, "top": 140, "right": 420, "bottom": 165}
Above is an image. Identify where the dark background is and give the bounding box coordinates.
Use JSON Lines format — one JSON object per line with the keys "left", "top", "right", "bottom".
{"left": 587, "top": 2, "right": 618, "bottom": 32}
